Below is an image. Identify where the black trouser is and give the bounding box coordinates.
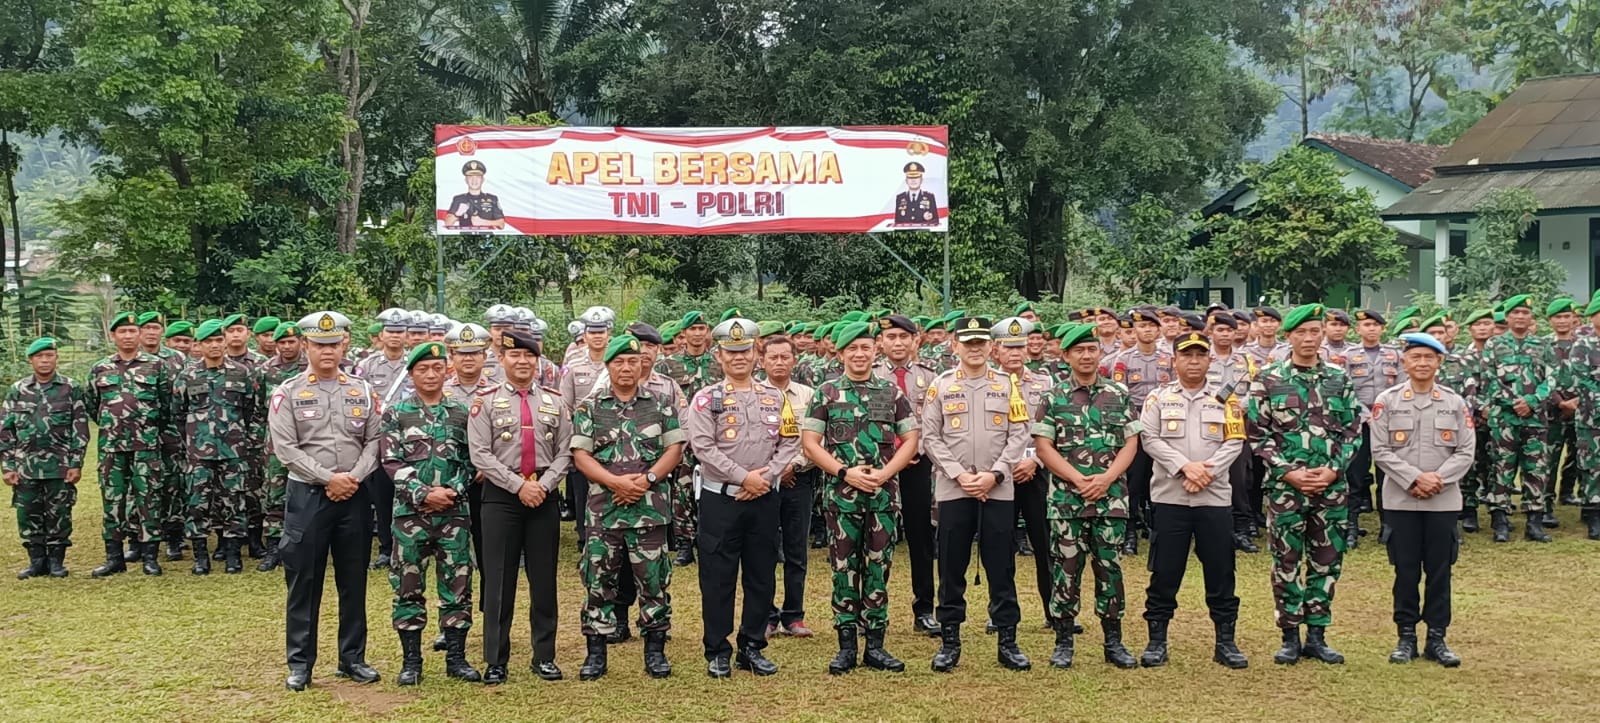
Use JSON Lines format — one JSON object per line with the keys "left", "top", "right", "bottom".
{"left": 1127, "top": 448, "right": 1154, "bottom": 533}
{"left": 467, "top": 482, "right": 485, "bottom": 613}
{"left": 936, "top": 497, "right": 1020, "bottom": 628}
{"left": 1249, "top": 457, "right": 1266, "bottom": 523}
{"left": 569, "top": 469, "right": 590, "bottom": 546}
{"left": 1385, "top": 510, "right": 1457, "bottom": 630}
{"left": 282, "top": 479, "right": 371, "bottom": 672}
{"left": 770, "top": 471, "right": 817, "bottom": 626}
{"left": 900, "top": 456, "right": 936, "bottom": 617}
{"left": 698, "top": 488, "right": 779, "bottom": 658}
{"left": 1143, "top": 503, "right": 1238, "bottom": 625}
{"left": 480, "top": 483, "right": 560, "bottom": 665}
{"left": 367, "top": 467, "right": 394, "bottom": 557}
{"left": 1013, "top": 473, "right": 1053, "bottom": 621}
{"left": 1348, "top": 427, "right": 1383, "bottom": 518}
{"left": 1230, "top": 442, "right": 1255, "bottom": 533}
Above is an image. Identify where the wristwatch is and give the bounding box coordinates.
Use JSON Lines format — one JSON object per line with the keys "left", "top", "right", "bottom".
{"left": 646, "top": 471, "right": 659, "bottom": 484}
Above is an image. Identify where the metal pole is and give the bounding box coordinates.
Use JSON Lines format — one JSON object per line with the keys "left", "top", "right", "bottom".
{"left": 870, "top": 235, "right": 941, "bottom": 304}
{"left": 942, "top": 233, "right": 951, "bottom": 314}
{"left": 435, "top": 232, "right": 447, "bottom": 312}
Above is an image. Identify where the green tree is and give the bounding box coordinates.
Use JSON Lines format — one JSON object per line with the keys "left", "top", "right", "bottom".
{"left": 0, "top": 0, "right": 71, "bottom": 301}
{"left": 1196, "top": 145, "right": 1407, "bottom": 302}
{"left": 1319, "top": 0, "right": 1476, "bottom": 143}
{"left": 1090, "top": 195, "right": 1194, "bottom": 305}
{"left": 1437, "top": 188, "right": 1565, "bottom": 303}
{"left": 1465, "top": 0, "right": 1600, "bottom": 83}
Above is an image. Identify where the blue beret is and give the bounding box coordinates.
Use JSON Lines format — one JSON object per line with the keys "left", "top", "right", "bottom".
{"left": 1398, "top": 332, "right": 1446, "bottom": 355}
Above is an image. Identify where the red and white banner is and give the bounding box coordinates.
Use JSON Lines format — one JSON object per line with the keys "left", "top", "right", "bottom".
{"left": 434, "top": 126, "right": 948, "bottom": 235}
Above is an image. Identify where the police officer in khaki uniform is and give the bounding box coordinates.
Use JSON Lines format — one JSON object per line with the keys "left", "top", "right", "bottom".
{"left": 1345, "top": 309, "right": 1400, "bottom": 549}
{"left": 357, "top": 308, "right": 413, "bottom": 570}
{"left": 1369, "top": 333, "right": 1473, "bottom": 668}
{"left": 269, "top": 311, "right": 382, "bottom": 691}
{"left": 561, "top": 306, "right": 613, "bottom": 529}
{"left": 1135, "top": 331, "right": 1249, "bottom": 669}
{"left": 991, "top": 317, "right": 1058, "bottom": 630}
{"left": 920, "top": 317, "right": 1033, "bottom": 673}
{"left": 1108, "top": 308, "right": 1174, "bottom": 555}
{"left": 870, "top": 314, "right": 942, "bottom": 635}
{"left": 468, "top": 329, "right": 573, "bottom": 684}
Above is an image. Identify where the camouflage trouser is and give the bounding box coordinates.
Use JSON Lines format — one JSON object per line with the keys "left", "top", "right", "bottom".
{"left": 1544, "top": 417, "right": 1577, "bottom": 503}
{"left": 580, "top": 524, "right": 671, "bottom": 637}
{"left": 185, "top": 458, "right": 249, "bottom": 540}
{"left": 99, "top": 449, "right": 161, "bottom": 543}
{"left": 671, "top": 466, "right": 696, "bottom": 549}
{"left": 1461, "top": 420, "right": 1491, "bottom": 510}
{"left": 1487, "top": 421, "right": 1549, "bottom": 514}
{"left": 158, "top": 451, "right": 185, "bottom": 533}
{"left": 825, "top": 507, "right": 897, "bottom": 630}
{"left": 1268, "top": 500, "right": 1347, "bottom": 628}
{"left": 389, "top": 514, "right": 473, "bottom": 632}
{"left": 1048, "top": 517, "right": 1126, "bottom": 624}
{"left": 1575, "top": 427, "right": 1600, "bottom": 508}
{"left": 243, "top": 446, "right": 266, "bottom": 529}
{"left": 11, "top": 478, "right": 75, "bottom": 546}
{"left": 262, "top": 455, "right": 288, "bottom": 540}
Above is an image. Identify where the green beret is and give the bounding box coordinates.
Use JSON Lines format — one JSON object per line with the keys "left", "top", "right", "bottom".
{"left": 1420, "top": 312, "right": 1450, "bottom": 331}
{"left": 1462, "top": 308, "right": 1495, "bottom": 326}
{"left": 1587, "top": 297, "right": 1600, "bottom": 316}
{"left": 604, "top": 335, "right": 642, "bottom": 364}
{"left": 1502, "top": 294, "right": 1532, "bottom": 313}
{"left": 1281, "top": 303, "right": 1326, "bottom": 333}
{"left": 1014, "top": 301, "right": 1034, "bottom": 315}
{"left": 832, "top": 321, "right": 873, "bottom": 349}
{"left": 221, "top": 313, "right": 248, "bottom": 329}
{"left": 1393, "top": 306, "right": 1421, "bottom": 324}
{"left": 943, "top": 309, "right": 967, "bottom": 324}
{"left": 137, "top": 311, "right": 164, "bottom": 327}
{"left": 1546, "top": 298, "right": 1576, "bottom": 317}
{"left": 756, "top": 321, "right": 784, "bottom": 337}
{"left": 109, "top": 311, "right": 140, "bottom": 330}
{"left": 25, "top": 337, "right": 57, "bottom": 357}
{"left": 720, "top": 308, "right": 743, "bottom": 322}
{"left": 367, "top": 321, "right": 383, "bottom": 335}
{"left": 1059, "top": 323, "right": 1100, "bottom": 350}
{"left": 406, "top": 341, "right": 448, "bottom": 370}
{"left": 1493, "top": 310, "right": 1506, "bottom": 323}
{"left": 273, "top": 322, "right": 300, "bottom": 342}
{"left": 163, "top": 321, "right": 195, "bottom": 339}
{"left": 680, "top": 310, "right": 707, "bottom": 329}
{"left": 785, "top": 321, "right": 805, "bottom": 334}
{"left": 925, "top": 317, "right": 946, "bottom": 331}
{"left": 839, "top": 310, "right": 868, "bottom": 324}
{"left": 814, "top": 322, "right": 835, "bottom": 341}
{"left": 252, "top": 316, "right": 282, "bottom": 334}
{"left": 193, "top": 319, "right": 226, "bottom": 342}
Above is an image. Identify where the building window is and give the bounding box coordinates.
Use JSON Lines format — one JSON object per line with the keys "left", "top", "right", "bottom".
{"left": 1448, "top": 227, "right": 1467, "bottom": 258}
{"left": 1173, "top": 287, "right": 1235, "bottom": 309}
{"left": 1517, "top": 220, "right": 1540, "bottom": 258}
{"left": 1590, "top": 217, "right": 1600, "bottom": 295}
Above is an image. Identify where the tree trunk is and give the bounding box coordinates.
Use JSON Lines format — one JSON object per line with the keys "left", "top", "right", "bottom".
{"left": 0, "top": 130, "right": 15, "bottom": 303}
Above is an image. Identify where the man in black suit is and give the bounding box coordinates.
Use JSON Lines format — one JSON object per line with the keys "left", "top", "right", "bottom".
{"left": 893, "top": 162, "right": 938, "bottom": 226}
{"left": 444, "top": 160, "right": 507, "bottom": 229}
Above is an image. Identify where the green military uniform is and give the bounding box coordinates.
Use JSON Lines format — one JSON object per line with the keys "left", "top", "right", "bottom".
{"left": 1246, "top": 304, "right": 1360, "bottom": 660}
{"left": 1, "top": 338, "right": 90, "bottom": 578}
{"left": 1559, "top": 297, "right": 1600, "bottom": 539}
{"left": 1478, "top": 295, "right": 1556, "bottom": 539}
{"left": 138, "top": 311, "right": 190, "bottom": 557}
{"left": 175, "top": 320, "right": 266, "bottom": 572}
{"left": 1541, "top": 298, "right": 1581, "bottom": 513}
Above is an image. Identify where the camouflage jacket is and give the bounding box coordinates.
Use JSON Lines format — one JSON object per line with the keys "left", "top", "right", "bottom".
{"left": 1558, "top": 335, "right": 1600, "bottom": 429}
{"left": 571, "top": 387, "right": 686, "bottom": 530}
{"left": 1479, "top": 333, "right": 1555, "bottom": 427}
{"left": 1247, "top": 359, "right": 1360, "bottom": 489}
{"left": 1030, "top": 376, "right": 1139, "bottom": 519}
{"left": 86, "top": 352, "right": 176, "bottom": 453}
{"left": 1546, "top": 334, "right": 1579, "bottom": 412}
{"left": 1437, "top": 351, "right": 1479, "bottom": 414}
{"left": 174, "top": 358, "right": 265, "bottom": 461}
{"left": 658, "top": 349, "right": 722, "bottom": 394}
{"left": 0, "top": 374, "right": 90, "bottom": 478}
{"left": 918, "top": 344, "right": 956, "bottom": 370}
{"left": 802, "top": 375, "right": 918, "bottom": 514}
{"left": 228, "top": 349, "right": 269, "bottom": 370}
{"left": 261, "top": 354, "right": 308, "bottom": 394}
{"left": 379, "top": 396, "right": 473, "bottom": 518}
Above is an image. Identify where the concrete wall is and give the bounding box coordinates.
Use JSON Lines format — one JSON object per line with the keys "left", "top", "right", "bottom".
{"left": 1535, "top": 213, "right": 1594, "bottom": 299}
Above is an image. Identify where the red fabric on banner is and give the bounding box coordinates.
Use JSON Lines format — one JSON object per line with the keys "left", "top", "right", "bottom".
{"left": 434, "top": 209, "right": 949, "bottom": 236}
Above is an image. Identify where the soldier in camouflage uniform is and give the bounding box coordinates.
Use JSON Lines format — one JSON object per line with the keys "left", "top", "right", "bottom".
{"left": 1558, "top": 296, "right": 1600, "bottom": 540}
{"left": 801, "top": 320, "right": 921, "bottom": 676}
{"left": 137, "top": 311, "right": 190, "bottom": 559}
{"left": 1454, "top": 308, "right": 1497, "bottom": 531}
{"left": 656, "top": 310, "right": 718, "bottom": 563}
{"left": 1030, "top": 324, "right": 1141, "bottom": 670}
{"left": 256, "top": 321, "right": 306, "bottom": 572}
{"left": 175, "top": 319, "right": 266, "bottom": 574}
{"left": 87, "top": 311, "right": 177, "bottom": 577}
{"left": 378, "top": 341, "right": 482, "bottom": 686}
{"left": 1478, "top": 294, "right": 1556, "bottom": 543}
{"left": 164, "top": 321, "right": 196, "bottom": 357}
{"left": 252, "top": 316, "right": 282, "bottom": 358}
{"left": 571, "top": 335, "right": 687, "bottom": 680}
{"left": 2, "top": 338, "right": 89, "bottom": 579}
{"left": 1246, "top": 304, "right": 1360, "bottom": 666}
{"left": 871, "top": 314, "right": 942, "bottom": 635}
{"left": 1542, "top": 298, "right": 1581, "bottom": 517}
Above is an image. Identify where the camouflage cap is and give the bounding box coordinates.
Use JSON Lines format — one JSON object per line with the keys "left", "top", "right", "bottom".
{"left": 163, "top": 321, "right": 195, "bottom": 340}
{"left": 272, "top": 322, "right": 300, "bottom": 342}
{"left": 406, "top": 341, "right": 448, "bottom": 370}
{"left": 25, "top": 337, "right": 57, "bottom": 357}
{"left": 831, "top": 320, "right": 873, "bottom": 349}
{"left": 1281, "top": 303, "right": 1325, "bottom": 333}
{"left": 604, "top": 335, "right": 642, "bottom": 364}
{"left": 193, "top": 319, "right": 226, "bottom": 342}
{"left": 252, "top": 316, "right": 282, "bottom": 334}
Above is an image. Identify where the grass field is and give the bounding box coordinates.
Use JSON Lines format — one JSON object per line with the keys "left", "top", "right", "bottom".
{"left": 4, "top": 465, "right": 1600, "bottom": 723}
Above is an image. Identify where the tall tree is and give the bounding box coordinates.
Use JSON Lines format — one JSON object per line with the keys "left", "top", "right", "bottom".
{"left": 1438, "top": 188, "right": 1566, "bottom": 302}
{"left": 1465, "top": 0, "right": 1600, "bottom": 83}
{"left": 1320, "top": 0, "right": 1475, "bottom": 142}
{"left": 0, "top": 0, "right": 70, "bottom": 301}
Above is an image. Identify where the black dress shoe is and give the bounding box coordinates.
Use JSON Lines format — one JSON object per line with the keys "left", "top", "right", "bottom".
{"left": 369, "top": 554, "right": 391, "bottom": 571}
{"left": 735, "top": 647, "right": 778, "bottom": 676}
{"left": 335, "top": 662, "right": 380, "bottom": 683}
{"left": 286, "top": 668, "right": 311, "bottom": 691}
{"left": 483, "top": 665, "right": 508, "bottom": 685}
{"left": 674, "top": 548, "right": 695, "bottom": 567}
{"left": 533, "top": 659, "right": 564, "bottom": 681}
{"left": 1233, "top": 533, "right": 1259, "bottom": 553}
{"left": 706, "top": 654, "right": 732, "bottom": 679}
{"left": 913, "top": 613, "right": 941, "bottom": 637}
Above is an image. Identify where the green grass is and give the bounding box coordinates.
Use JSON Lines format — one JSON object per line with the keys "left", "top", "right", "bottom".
{"left": 4, "top": 459, "right": 1600, "bottom": 722}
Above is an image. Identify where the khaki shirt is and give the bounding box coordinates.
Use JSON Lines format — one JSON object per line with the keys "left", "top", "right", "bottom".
{"left": 1345, "top": 345, "right": 1400, "bottom": 408}
{"left": 872, "top": 358, "right": 940, "bottom": 415}
{"left": 442, "top": 374, "right": 491, "bottom": 403}
{"left": 267, "top": 370, "right": 381, "bottom": 484}
{"left": 466, "top": 382, "right": 572, "bottom": 494}
{"left": 1106, "top": 346, "right": 1173, "bottom": 405}
{"left": 1138, "top": 381, "right": 1243, "bottom": 508}
{"left": 558, "top": 354, "right": 606, "bottom": 404}
{"left": 355, "top": 351, "right": 410, "bottom": 401}
{"left": 919, "top": 366, "right": 1031, "bottom": 502}
{"left": 771, "top": 379, "right": 814, "bottom": 471}
{"left": 684, "top": 378, "right": 798, "bottom": 489}
{"left": 1369, "top": 382, "right": 1476, "bottom": 512}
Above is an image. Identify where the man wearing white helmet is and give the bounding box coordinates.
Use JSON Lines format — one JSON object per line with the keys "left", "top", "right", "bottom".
{"left": 428, "top": 314, "right": 451, "bottom": 342}
{"left": 564, "top": 319, "right": 587, "bottom": 366}
{"left": 526, "top": 314, "right": 560, "bottom": 389}
{"left": 559, "top": 307, "right": 614, "bottom": 532}
{"left": 405, "top": 311, "right": 431, "bottom": 349}
{"left": 483, "top": 305, "right": 518, "bottom": 380}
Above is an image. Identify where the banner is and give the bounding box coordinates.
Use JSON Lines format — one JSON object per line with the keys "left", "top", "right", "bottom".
{"left": 433, "top": 126, "right": 948, "bottom": 235}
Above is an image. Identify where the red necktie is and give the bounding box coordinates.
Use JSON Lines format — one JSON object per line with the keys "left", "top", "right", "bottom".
{"left": 518, "top": 390, "right": 538, "bottom": 477}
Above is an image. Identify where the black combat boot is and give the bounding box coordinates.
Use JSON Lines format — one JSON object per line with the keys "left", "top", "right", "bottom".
{"left": 607, "top": 615, "right": 633, "bottom": 644}
{"left": 164, "top": 531, "right": 184, "bottom": 561}
{"left": 734, "top": 644, "right": 777, "bottom": 675}
{"left": 212, "top": 535, "right": 225, "bottom": 561}
{"left": 1460, "top": 507, "right": 1479, "bottom": 533}
{"left": 443, "top": 628, "right": 481, "bottom": 681}
{"left": 247, "top": 527, "right": 266, "bottom": 559}
{"left": 141, "top": 542, "right": 163, "bottom": 576}
{"left": 45, "top": 544, "right": 69, "bottom": 578}
{"left": 125, "top": 541, "right": 143, "bottom": 564}
{"left": 1524, "top": 512, "right": 1551, "bottom": 542}
{"left": 1139, "top": 619, "right": 1168, "bottom": 668}
{"left": 1049, "top": 624, "right": 1075, "bottom": 669}
{"left": 1301, "top": 625, "right": 1344, "bottom": 664}
{"left": 1586, "top": 509, "right": 1600, "bottom": 540}
{"left": 1233, "top": 532, "right": 1259, "bottom": 553}
{"left": 1422, "top": 627, "right": 1461, "bottom": 668}
{"left": 191, "top": 539, "right": 212, "bottom": 576}
{"left": 828, "top": 627, "right": 859, "bottom": 675}
{"left": 256, "top": 538, "right": 281, "bottom": 572}
{"left": 16, "top": 544, "right": 47, "bottom": 580}
{"left": 862, "top": 628, "right": 905, "bottom": 672}
{"left": 1389, "top": 624, "right": 1418, "bottom": 664}
{"left": 579, "top": 634, "right": 608, "bottom": 681}
{"left": 1213, "top": 621, "right": 1248, "bottom": 669}
{"left": 1101, "top": 619, "right": 1137, "bottom": 669}
{"left": 1015, "top": 528, "right": 1033, "bottom": 556}
{"left": 92, "top": 540, "right": 127, "bottom": 578}
{"left": 433, "top": 633, "right": 448, "bottom": 652}
{"left": 397, "top": 629, "right": 424, "bottom": 686}
{"left": 1273, "top": 626, "right": 1301, "bottom": 665}
{"left": 996, "top": 626, "right": 1031, "bottom": 671}
{"left": 1490, "top": 511, "right": 1510, "bottom": 543}
{"left": 1542, "top": 510, "right": 1560, "bottom": 529}
{"left": 643, "top": 630, "right": 671, "bottom": 679}
{"left": 223, "top": 538, "right": 243, "bottom": 574}
{"left": 1345, "top": 513, "right": 1360, "bottom": 550}
{"left": 674, "top": 547, "right": 694, "bottom": 567}
{"left": 1120, "top": 534, "right": 1138, "bottom": 556}
{"left": 931, "top": 624, "right": 961, "bottom": 672}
